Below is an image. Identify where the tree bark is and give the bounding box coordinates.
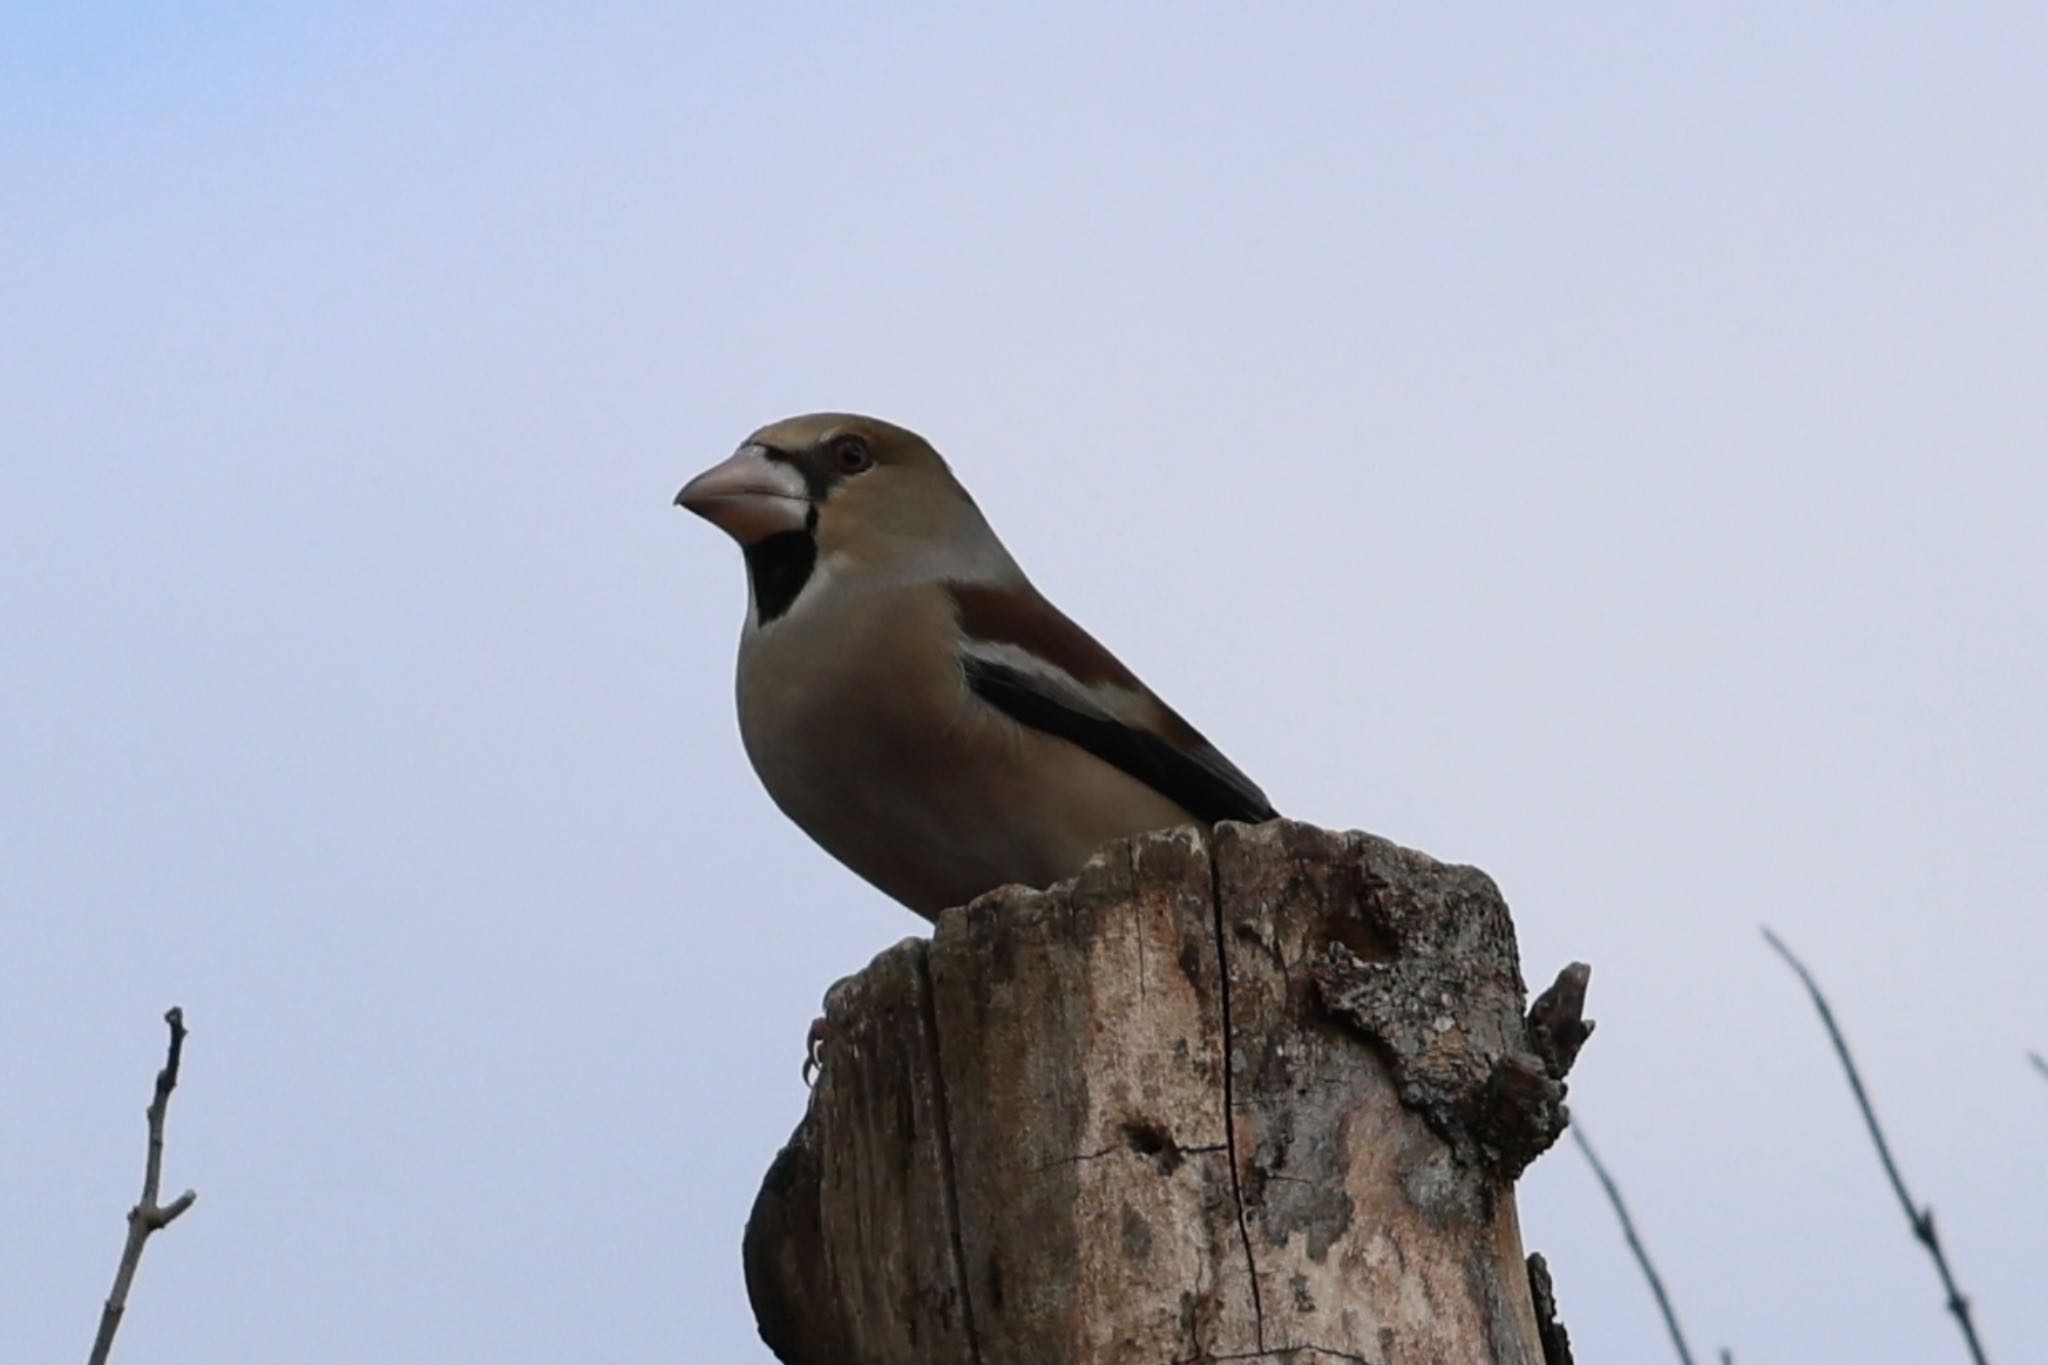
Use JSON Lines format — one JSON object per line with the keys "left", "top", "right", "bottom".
{"left": 745, "top": 819, "right": 1589, "bottom": 1365}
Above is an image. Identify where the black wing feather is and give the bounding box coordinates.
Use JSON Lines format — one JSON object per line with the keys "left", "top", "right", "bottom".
{"left": 962, "top": 657, "right": 1277, "bottom": 825}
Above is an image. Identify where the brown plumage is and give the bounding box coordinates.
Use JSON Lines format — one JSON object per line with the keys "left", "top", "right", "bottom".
{"left": 677, "top": 413, "right": 1275, "bottom": 919}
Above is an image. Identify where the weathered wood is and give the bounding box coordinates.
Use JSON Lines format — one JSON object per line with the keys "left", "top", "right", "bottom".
{"left": 1215, "top": 821, "right": 1557, "bottom": 1361}
{"left": 931, "top": 826, "right": 1254, "bottom": 1363}
{"left": 744, "top": 941, "right": 975, "bottom": 1363}
{"left": 744, "top": 819, "right": 1589, "bottom": 1364}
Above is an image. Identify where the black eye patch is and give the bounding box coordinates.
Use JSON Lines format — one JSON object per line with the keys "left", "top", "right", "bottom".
{"left": 755, "top": 445, "right": 833, "bottom": 502}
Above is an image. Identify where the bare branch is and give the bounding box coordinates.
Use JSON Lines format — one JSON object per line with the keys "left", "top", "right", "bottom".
{"left": 1570, "top": 1124, "right": 1698, "bottom": 1365}
{"left": 88, "top": 1008, "right": 198, "bottom": 1365}
{"left": 2029, "top": 1051, "right": 2048, "bottom": 1084}
{"left": 1762, "top": 928, "right": 1990, "bottom": 1365}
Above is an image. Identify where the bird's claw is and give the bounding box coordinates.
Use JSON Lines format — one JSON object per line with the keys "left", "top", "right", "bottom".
{"left": 802, "top": 1016, "right": 831, "bottom": 1086}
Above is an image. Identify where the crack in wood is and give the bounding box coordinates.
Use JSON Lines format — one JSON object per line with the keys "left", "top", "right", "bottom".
{"left": 917, "top": 944, "right": 985, "bottom": 1365}
{"left": 1170, "top": 1344, "right": 1377, "bottom": 1364}
{"left": 1209, "top": 831, "right": 1268, "bottom": 1353}
{"left": 1026, "top": 1140, "right": 1230, "bottom": 1175}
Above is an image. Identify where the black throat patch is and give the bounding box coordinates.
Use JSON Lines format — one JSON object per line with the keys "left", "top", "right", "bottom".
{"left": 743, "top": 528, "right": 818, "bottom": 626}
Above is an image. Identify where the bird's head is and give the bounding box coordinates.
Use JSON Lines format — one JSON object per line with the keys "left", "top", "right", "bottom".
{"left": 677, "top": 413, "right": 1014, "bottom": 622}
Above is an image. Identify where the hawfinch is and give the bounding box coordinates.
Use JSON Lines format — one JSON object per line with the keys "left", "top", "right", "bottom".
{"left": 677, "top": 413, "right": 1276, "bottom": 920}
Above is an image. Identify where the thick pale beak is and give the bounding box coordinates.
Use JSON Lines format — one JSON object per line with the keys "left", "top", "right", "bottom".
{"left": 675, "top": 445, "right": 810, "bottom": 544}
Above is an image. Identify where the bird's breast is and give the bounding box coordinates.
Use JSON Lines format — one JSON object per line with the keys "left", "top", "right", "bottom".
{"left": 732, "top": 586, "right": 1190, "bottom": 917}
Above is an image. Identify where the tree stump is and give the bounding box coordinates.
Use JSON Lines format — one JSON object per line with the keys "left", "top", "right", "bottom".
{"left": 744, "top": 819, "right": 1590, "bottom": 1364}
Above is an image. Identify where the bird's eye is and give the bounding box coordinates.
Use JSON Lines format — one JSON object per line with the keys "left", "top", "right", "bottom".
{"left": 829, "top": 434, "right": 874, "bottom": 475}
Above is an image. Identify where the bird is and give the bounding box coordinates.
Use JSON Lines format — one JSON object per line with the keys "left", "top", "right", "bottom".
{"left": 676, "top": 413, "right": 1276, "bottom": 921}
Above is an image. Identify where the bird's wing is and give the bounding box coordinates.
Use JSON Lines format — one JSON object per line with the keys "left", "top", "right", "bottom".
{"left": 945, "top": 580, "right": 1277, "bottom": 825}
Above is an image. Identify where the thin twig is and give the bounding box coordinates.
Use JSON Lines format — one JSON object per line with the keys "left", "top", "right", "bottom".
{"left": 1762, "top": 928, "right": 1990, "bottom": 1365}
{"left": 1570, "top": 1124, "right": 1698, "bottom": 1365}
{"left": 88, "top": 1008, "right": 198, "bottom": 1365}
{"left": 2029, "top": 1051, "right": 2048, "bottom": 1084}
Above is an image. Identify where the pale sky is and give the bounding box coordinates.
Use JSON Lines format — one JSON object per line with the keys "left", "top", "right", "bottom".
{"left": 6, "top": 6, "right": 2046, "bottom": 1362}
